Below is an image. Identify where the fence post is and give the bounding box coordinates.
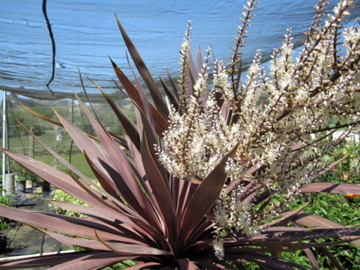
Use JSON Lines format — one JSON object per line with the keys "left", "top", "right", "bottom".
{"left": 55, "top": 126, "right": 62, "bottom": 169}
{"left": 29, "top": 127, "right": 34, "bottom": 158}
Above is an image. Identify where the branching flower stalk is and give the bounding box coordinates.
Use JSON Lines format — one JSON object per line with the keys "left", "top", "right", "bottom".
{"left": 178, "top": 20, "right": 193, "bottom": 114}
{"left": 229, "top": 0, "right": 260, "bottom": 97}
{"left": 158, "top": 0, "right": 360, "bottom": 258}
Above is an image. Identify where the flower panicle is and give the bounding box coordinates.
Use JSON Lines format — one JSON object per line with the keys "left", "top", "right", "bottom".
{"left": 157, "top": 0, "right": 360, "bottom": 260}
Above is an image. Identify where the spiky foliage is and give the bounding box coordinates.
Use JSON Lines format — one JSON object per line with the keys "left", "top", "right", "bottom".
{"left": 0, "top": 0, "right": 360, "bottom": 269}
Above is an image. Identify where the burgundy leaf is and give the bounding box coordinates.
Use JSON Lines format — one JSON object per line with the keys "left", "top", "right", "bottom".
{"left": 0, "top": 205, "right": 93, "bottom": 239}
{"left": 177, "top": 258, "right": 199, "bottom": 270}
{"left": 316, "top": 246, "right": 344, "bottom": 270}
{"left": 46, "top": 253, "right": 125, "bottom": 270}
{"left": 20, "top": 103, "right": 63, "bottom": 127}
{"left": 126, "top": 53, "right": 156, "bottom": 136}
{"left": 179, "top": 143, "right": 239, "bottom": 246}
{"left": 301, "top": 183, "right": 360, "bottom": 194}
{"left": 32, "top": 227, "right": 110, "bottom": 251}
{"left": 0, "top": 251, "right": 123, "bottom": 270}
{"left": 75, "top": 95, "right": 156, "bottom": 221}
{"left": 160, "top": 77, "right": 179, "bottom": 111}
{"left": 302, "top": 248, "right": 319, "bottom": 269}
{"left": 115, "top": 15, "right": 169, "bottom": 118}
{"left": 95, "top": 231, "right": 170, "bottom": 256}
{"left": 109, "top": 58, "right": 168, "bottom": 137}
{"left": 227, "top": 251, "right": 308, "bottom": 270}
{"left": 140, "top": 128, "right": 179, "bottom": 244}
{"left": 290, "top": 211, "right": 360, "bottom": 246}
{"left": 267, "top": 202, "right": 310, "bottom": 227}
{"left": 287, "top": 211, "right": 344, "bottom": 229}
{"left": 90, "top": 78, "right": 141, "bottom": 151}
{"left": 0, "top": 149, "right": 113, "bottom": 212}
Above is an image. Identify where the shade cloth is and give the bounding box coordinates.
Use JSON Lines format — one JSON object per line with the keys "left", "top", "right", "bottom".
{"left": 1, "top": 0, "right": 359, "bottom": 101}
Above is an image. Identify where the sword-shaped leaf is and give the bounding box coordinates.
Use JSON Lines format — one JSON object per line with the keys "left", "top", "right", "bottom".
{"left": 115, "top": 15, "right": 169, "bottom": 118}
{"left": 301, "top": 183, "right": 360, "bottom": 194}
{"left": 109, "top": 58, "right": 168, "bottom": 136}
{"left": 179, "top": 143, "right": 239, "bottom": 245}
{"left": 0, "top": 251, "right": 125, "bottom": 270}
{"left": 95, "top": 231, "right": 170, "bottom": 256}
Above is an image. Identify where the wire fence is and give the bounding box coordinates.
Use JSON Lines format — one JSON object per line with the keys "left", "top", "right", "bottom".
{"left": 0, "top": 93, "right": 133, "bottom": 178}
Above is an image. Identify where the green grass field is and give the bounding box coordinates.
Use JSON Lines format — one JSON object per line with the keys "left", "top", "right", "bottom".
{"left": 1, "top": 130, "right": 95, "bottom": 180}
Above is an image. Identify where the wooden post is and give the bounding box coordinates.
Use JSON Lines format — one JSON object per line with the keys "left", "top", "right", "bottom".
{"left": 55, "top": 126, "right": 60, "bottom": 168}
{"left": 29, "top": 127, "right": 34, "bottom": 158}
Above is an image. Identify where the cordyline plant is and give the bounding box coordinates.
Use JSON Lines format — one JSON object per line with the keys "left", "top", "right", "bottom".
{"left": 1, "top": 0, "right": 360, "bottom": 269}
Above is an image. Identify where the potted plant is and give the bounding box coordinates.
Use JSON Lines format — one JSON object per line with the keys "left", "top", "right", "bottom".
{"left": 14, "top": 174, "right": 26, "bottom": 194}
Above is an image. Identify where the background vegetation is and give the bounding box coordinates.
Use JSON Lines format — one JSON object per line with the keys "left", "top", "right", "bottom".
{"left": 284, "top": 141, "right": 360, "bottom": 269}
{"left": 0, "top": 93, "right": 137, "bottom": 179}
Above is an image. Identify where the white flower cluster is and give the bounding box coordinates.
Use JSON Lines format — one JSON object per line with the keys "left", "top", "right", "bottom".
{"left": 212, "top": 237, "right": 225, "bottom": 260}
{"left": 216, "top": 185, "right": 260, "bottom": 236}
{"left": 157, "top": 0, "right": 360, "bottom": 259}
{"left": 158, "top": 89, "right": 242, "bottom": 180}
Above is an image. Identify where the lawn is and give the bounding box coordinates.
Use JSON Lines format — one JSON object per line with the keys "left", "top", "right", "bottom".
{"left": 1, "top": 130, "right": 95, "bottom": 180}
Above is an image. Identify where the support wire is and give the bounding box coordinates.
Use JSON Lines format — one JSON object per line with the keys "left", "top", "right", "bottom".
{"left": 42, "top": 0, "right": 56, "bottom": 94}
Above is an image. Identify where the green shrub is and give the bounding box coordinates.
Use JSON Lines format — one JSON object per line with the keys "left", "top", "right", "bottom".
{"left": 51, "top": 189, "right": 88, "bottom": 218}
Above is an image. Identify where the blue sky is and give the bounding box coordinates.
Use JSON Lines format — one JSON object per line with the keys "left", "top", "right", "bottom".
{"left": 0, "top": 0, "right": 359, "bottom": 99}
